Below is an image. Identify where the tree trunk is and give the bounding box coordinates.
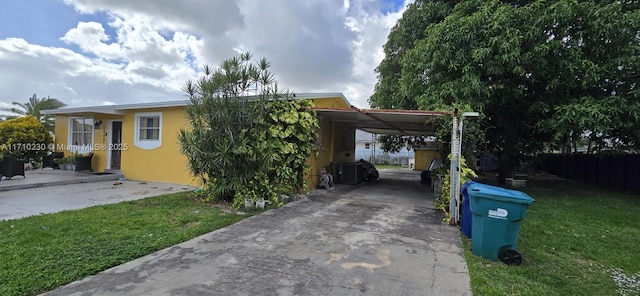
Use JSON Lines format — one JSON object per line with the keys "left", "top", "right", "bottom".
{"left": 497, "top": 152, "right": 517, "bottom": 184}
{"left": 496, "top": 120, "right": 519, "bottom": 184}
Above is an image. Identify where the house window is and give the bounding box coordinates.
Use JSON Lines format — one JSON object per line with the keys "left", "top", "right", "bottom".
{"left": 364, "top": 143, "right": 371, "bottom": 149}
{"left": 69, "top": 118, "right": 93, "bottom": 152}
{"left": 139, "top": 117, "right": 160, "bottom": 140}
{"left": 134, "top": 112, "right": 162, "bottom": 150}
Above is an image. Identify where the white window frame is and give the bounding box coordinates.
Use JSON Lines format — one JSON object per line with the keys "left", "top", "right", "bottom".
{"left": 68, "top": 117, "right": 94, "bottom": 153}
{"left": 134, "top": 112, "right": 162, "bottom": 150}
{"left": 364, "top": 143, "right": 371, "bottom": 149}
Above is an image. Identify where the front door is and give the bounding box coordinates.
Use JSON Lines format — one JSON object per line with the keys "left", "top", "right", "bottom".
{"left": 110, "top": 121, "right": 122, "bottom": 170}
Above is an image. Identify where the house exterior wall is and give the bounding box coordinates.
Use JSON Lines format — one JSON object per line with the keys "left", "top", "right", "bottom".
{"left": 120, "top": 107, "right": 192, "bottom": 185}
{"left": 53, "top": 116, "right": 69, "bottom": 155}
{"left": 414, "top": 150, "right": 440, "bottom": 171}
{"left": 305, "top": 116, "right": 334, "bottom": 188}
{"left": 311, "top": 96, "right": 349, "bottom": 109}
{"left": 304, "top": 96, "right": 353, "bottom": 188}
{"left": 355, "top": 142, "right": 373, "bottom": 159}
{"left": 52, "top": 96, "right": 353, "bottom": 190}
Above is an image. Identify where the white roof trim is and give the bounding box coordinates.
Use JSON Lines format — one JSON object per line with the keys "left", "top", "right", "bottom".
{"left": 41, "top": 106, "right": 124, "bottom": 115}
{"left": 114, "top": 100, "right": 190, "bottom": 110}
{"left": 41, "top": 93, "right": 351, "bottom": 115}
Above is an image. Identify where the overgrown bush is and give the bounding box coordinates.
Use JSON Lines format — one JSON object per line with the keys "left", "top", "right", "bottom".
{"left": 0, "top": 115, "right": 52, "bottom": 161}
{"left": 178, "top": 53, "right": 318, "bottom": 209}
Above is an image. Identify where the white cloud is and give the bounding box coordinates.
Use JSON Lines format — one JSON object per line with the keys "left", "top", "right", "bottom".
{"left": 60, "top": 21, "right": 124, "bottom": 60}
{"left": 0, "top": 38, "right": 183, "bottom": 106}
{"left": 1, "top": 0, "right": 412, "bottom": 109}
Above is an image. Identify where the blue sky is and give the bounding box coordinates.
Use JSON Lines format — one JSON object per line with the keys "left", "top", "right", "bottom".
{"left": 380, "top": 0, "right": 406, "bottom": 14}
{"left": 0, "top": 0, "right": 411, "bottom": 110}
{"left": 0, "top": 0, "right": 111, "bottom": 47}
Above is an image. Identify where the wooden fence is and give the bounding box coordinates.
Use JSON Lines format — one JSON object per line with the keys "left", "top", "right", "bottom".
{"left": 536, "top": 154, "right": 640, "bottom": 194}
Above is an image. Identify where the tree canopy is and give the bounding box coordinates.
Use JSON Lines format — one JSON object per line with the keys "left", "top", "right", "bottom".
{"left": 1, "top": 94, "right": 67, "bottom": 132}
{"left": 371, "top": 0, "right": 640, "bottom": 180}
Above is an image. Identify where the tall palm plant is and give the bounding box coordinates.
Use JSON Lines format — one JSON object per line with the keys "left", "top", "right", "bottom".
{"left": 1, "top": 93, "right": 66, "bottom": 131}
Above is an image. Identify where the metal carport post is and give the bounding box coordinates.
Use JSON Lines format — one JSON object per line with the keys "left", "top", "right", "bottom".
{"left": 449, "top": 110, "right": 479, "bottom": 225}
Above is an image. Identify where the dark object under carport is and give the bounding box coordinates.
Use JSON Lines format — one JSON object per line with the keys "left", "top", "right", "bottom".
{"left": 357, "top": 158, "right": 379, "bottom": 182}
{"left": 340, "top": 163, "right": 363, "bottom": 185}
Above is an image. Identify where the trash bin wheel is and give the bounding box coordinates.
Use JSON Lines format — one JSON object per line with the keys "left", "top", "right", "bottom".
{"left": 499, "top": 249, "right": 522, "bottom": 265}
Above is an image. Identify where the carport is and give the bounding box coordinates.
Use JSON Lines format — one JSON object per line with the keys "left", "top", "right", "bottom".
{"left": 312, "top": 105, "right": 477, "bottom": 224}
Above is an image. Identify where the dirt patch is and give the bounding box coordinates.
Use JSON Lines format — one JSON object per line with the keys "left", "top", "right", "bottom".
{"left": 186, "top": 193, "right": 246, "bottom": 215}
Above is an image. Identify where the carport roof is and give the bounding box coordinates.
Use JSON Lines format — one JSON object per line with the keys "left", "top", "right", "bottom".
{"left": 313, "top": 106, "right": 451, "bottom": 136}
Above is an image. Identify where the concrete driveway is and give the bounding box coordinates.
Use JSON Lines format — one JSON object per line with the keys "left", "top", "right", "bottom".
{"left": 41, "top": 169, "right": 471, "bottom": 296}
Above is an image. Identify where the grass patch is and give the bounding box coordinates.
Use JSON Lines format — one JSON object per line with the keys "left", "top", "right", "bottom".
{"left": 464, "top": 176, "right": 640, "bottom": 296}
{"left": 0, "top": 192, "right": 248, "bottom": 296}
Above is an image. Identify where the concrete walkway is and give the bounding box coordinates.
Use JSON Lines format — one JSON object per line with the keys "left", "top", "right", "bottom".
{"left": 0, "top": 169, "right": 123, "bottom": 192}
{"left": 0, "top": 176, "right": 196, "bottom": 221}
{"left": 41, "top": 169, "right": 472, "bottom": 296}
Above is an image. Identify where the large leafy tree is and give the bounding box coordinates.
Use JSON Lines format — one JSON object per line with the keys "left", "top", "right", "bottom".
{"left": 370, "top": 0, "right": 481, "bottom": 165}
{"left": 370, "top": 0, "right": 459, "bottom": 110}
{"left": 1, "top": 94, "right": 67, "bottom": 132}
{"left": 372, "top": 0, "right": 640, "bottom": 181}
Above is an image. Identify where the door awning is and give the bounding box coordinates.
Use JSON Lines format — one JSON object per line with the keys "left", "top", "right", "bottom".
{"left": 312, "top": 106, "right": 451, "bottom": 136}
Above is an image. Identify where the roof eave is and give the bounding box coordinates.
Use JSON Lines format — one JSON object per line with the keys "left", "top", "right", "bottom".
{"left": 41, "top": 107, "right": 125, "bottom": 116}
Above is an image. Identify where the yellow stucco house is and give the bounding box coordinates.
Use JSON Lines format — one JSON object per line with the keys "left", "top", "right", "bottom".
{"left": 44, "top": 92, "right": 443, "bottom": 189}
{"left": 44, "top": 93, "right": 363, "bottom": 188}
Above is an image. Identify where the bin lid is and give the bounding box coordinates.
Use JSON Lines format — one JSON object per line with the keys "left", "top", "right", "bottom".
{"left": 461, "top": 181, "right": 478, "bottom": 193}
{"left": 460, "top": 181, "right": 478, "bottom": 199}
{"left": 468, "top": 183, "right": 535, "bottom": 204}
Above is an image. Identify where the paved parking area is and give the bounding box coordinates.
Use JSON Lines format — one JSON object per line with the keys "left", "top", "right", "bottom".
{"left": 41, "top": 169, "right": 472, "bottom": 296}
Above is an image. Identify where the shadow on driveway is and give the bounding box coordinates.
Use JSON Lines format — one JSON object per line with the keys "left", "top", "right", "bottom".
{"left": 42, "top": 169, "right": 471, "bottom": 296}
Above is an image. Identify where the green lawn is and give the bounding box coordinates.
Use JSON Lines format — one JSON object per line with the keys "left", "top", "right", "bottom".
{"left": 0, "top": 192, "right": 247, "bottom": 296}
{"left": 464, "top": 177, "right": 640, "bottom": 296}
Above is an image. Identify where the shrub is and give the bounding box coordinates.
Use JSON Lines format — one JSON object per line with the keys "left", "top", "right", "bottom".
{"left": 178, "top": 53, "right": 318, "bottom": 209}
{"left": 0, "top": 115, "right": 53, "bottom": 161}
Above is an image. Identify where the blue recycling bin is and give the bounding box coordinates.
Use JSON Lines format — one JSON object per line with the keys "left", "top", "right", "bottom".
{"left": 468, "top": 183, "right": 535, "bottom": 265}
{"left": 460, "top": 181, "right": 477, "bottom": 238}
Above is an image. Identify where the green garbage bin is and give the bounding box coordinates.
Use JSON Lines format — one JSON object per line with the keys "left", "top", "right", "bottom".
{"left": 468, "top": 183, "right": 535, "bottom": 265}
